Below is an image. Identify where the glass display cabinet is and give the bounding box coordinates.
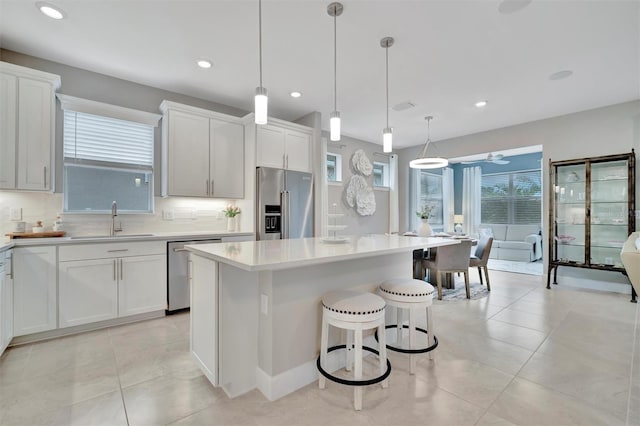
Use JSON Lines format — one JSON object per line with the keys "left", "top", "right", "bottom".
{"left": 548, "top": 151, "right": 636, "bottom": 300}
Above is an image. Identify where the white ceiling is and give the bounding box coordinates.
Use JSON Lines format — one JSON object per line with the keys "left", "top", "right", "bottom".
{"left": 1, "top": 0, "right": 638, "bottom": 149}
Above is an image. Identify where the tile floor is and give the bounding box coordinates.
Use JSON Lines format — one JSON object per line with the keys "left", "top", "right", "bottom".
{"left": 0, "top": 270, "right": 638, "bottom": 425}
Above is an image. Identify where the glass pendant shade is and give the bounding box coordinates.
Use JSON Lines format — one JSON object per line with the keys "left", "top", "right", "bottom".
{"left": 254, "top": 87, "right": 268, "bottom": 125}
{"left": 330, "top": 110, "right": 341, "bottom": 141}
{"left": 383, "top": 128, "right": 392, "bottom": 153}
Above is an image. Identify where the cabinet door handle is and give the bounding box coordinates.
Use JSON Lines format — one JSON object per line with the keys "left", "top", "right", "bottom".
{"left": 206, "top": 180, "right": 209, "bottom": 196}
{"left": 210, "top": 179, "right": 214, "bottom": 197}
{"left": 283, "top": 154, "right": 286, "bottom": 169}
{"left": 8, "top": 254, "right": 13, "bottom": 279}
{"left": 120, "top": 259, "right": 123, "bottom": 280}
{"left": 286, "top": 155, "right": 289, "bottom": 169}
{"left": 107, "top": 249, "right": 129, "bottom": 253}
{"left": 113, "top": 259, "right": 116, "bottom": 281}
{"left": 43, "top": 166, "right": 47, "bottom": 189}
{"left": 187, "top": 259, "right": 192, "bottom": 283}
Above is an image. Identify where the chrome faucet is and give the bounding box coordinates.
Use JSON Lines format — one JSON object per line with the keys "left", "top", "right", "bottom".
{"left": 110, "top": 201, "right": 123, "bottom": 236}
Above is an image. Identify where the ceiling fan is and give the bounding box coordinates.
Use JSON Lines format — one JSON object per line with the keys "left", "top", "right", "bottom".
{"left": 461, "top": 153, "right": 510, "bottom": 165}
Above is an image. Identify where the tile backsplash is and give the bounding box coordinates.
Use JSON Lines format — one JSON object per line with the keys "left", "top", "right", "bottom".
{"left": 0, "top": 191, "right": 251, "bottom": 241}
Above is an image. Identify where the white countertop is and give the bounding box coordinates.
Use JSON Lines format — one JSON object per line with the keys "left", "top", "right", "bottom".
{"left": 185, "top": 234, "right": 459, "bottom": 271}
{"left": 0, "top": 231, "right": 254, "bottom": 252}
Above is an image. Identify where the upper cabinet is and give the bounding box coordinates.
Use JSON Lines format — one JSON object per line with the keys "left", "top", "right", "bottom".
{"left": 0, "top": 62, "right": 61, "bottom": 191}
{"left": 160, "top": 101, "right": 244, "bottom": 198}
{"left": 250, "top": 119, "right": 312, "bottom": 173}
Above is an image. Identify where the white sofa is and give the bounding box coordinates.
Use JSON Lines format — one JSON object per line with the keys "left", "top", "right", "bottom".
{"left": 621, "top": 231, "right": 640, "bottom": 296}
{"left": 477, "top": 224, "right": 542, "bottom": 262}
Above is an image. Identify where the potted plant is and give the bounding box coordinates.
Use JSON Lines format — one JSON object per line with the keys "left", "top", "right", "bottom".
{"left": 223, "top": 205, "right": 241, "bottom": 232}
{"left": 415, "top": 205, "right": 433, "bottom": 237}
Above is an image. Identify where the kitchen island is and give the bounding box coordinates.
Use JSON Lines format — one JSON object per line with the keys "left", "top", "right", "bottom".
{"left": 185, "top": 234, "right": 458, "bottom": 400}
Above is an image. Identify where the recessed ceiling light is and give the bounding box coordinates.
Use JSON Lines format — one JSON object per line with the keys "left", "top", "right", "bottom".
{"left": 498, "top": 0, "right": 532, "bottom": 14}
{"left": 549, "top": 70, "right": 573, "bottom": 81}
{"left": 475, "top": 100, "right": 488, "bottom": 108}
{"left": 290, "top": 91, "right": 302, "bottom": 98}
{"left": 197, "top": 59, "right": 212, "bottom": 69}
{"left": 36, "top": 2, "right": 66, "bottom": 20}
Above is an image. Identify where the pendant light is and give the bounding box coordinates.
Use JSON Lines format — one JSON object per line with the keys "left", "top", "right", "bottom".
{"left": 328, "top": 2, "right": 343, "bottom": 141}
{"left": 409, "top": 116, "right": 449, "bottom": 169}
{"left": 381, "top": 36, "right": 394, "bottom": 153}
{"left": 254, "top": 0, "right": 268, "bottom": 125}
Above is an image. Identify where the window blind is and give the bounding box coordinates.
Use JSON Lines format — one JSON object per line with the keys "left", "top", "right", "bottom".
{"left": 63, "top": 110, "right": 154, "bottom": 167}
{"left": 481, "top": 170, "right": 541, "bottom": 224}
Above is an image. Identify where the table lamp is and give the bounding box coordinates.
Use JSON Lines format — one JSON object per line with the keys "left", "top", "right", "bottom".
{"left": 454, "top": 215, "right": 464, "bottom": 235}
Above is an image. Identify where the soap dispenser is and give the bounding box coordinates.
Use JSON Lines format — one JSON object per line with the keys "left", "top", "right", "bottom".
{"left": 53, "top": 213, "right": 64, "bottom": 231}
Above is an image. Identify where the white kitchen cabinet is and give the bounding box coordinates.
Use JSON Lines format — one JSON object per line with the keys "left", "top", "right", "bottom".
{"left": 13, "top": 246, "right": 57, "bottom": 336}
{"left": 119, "top": 254, "right": 166, "bottom": 316}
{"left": 0, "top": 62, "right": 60, "bottom": 191}
{"left": 0, "top": 74, "right": 17, "bottom": 189}
{"left": 254, "top": 120, "right": 312, "bottom": 173}
{"left": 58, "top": 242, "right": 166, "bottom": 328}
{"left": 190, "top": 253, "right": 218, "bottom": 385}
{"left": 0, "top": 250, "right": 14, "bottom": 355}
{"left": 59, "top": 258, "right": 118, "bottom": 328}
{"left": 160, "top": 101, "right": 244, "bottom": 198}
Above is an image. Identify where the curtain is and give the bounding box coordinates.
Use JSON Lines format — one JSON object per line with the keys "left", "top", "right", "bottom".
{"left": 462, "top": 166, "right": 482, "bottom": 236}
{"left": 388, "top": 154, "right": 399, "bottom": 234}
{"left": 442, "top": 167, "right": 454, "bottom": 232}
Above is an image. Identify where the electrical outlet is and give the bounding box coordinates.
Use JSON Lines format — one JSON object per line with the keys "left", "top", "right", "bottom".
{"left": 636, "top": 210, "right": 640, "bottom": 219}
{"left": 162, "top": 210, "right": 174, "bottom": 220}
{"left": 260, "top": 294, "right": 268, "bottom": 315}
{"left": 10, "top": 208, "right": 22, "bottom": 221}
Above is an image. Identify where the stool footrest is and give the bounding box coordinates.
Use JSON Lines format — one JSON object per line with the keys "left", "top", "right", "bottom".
{"left": 316, "top": 345, "right": 392, "bottom": 387}
{"left": 375, "top": 325, "right": 439, "bottom": 354}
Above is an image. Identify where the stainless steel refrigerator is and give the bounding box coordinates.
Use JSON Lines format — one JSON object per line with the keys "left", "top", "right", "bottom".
{"left": 256, "top": 167, "right": 314, "bottom": 240}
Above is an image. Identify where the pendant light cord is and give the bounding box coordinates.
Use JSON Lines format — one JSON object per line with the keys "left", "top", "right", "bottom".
{"left": 259, "top": 0, "right": 263, "bottom": 87}
{"left": 385, "top": 43, "right": 389, "bottom": 128}
{"left": 333, "top": 5, "right": 337, "bottom": 112}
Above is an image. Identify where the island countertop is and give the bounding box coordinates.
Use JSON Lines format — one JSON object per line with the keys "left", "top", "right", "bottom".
{"left": 185, "top": 234, "right": 459, "bottom": 271}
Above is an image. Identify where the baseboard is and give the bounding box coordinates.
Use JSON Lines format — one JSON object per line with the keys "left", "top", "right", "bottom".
{"left": 10, "top": 310, "right": 166, "bottom": 346}
{"left": 255, "top": 335, "right": 379, "bottom": 401}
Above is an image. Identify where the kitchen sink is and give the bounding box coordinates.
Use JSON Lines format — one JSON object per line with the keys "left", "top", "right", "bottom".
{"left": 69, "top": 233, "right": 155, "bottom": 239}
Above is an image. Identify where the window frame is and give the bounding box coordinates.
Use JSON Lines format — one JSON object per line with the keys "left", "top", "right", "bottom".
{"left": 58, "top": 95, "right": 160, "bottom": 214}
{"left": 412, "top": 169, "right": 444, "bottom": 232}
{"left": 373, "top": 161, "right": 390, "bottom": 189}
{"left": 326, "top": 152, "right": 343, "bottom": 183}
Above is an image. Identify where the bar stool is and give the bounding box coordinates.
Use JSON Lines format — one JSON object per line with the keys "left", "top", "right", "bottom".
{"left": 317, "top": 290, "right": 391, "bottom": 410}
{"left": 377, "top": 278, "right": 438, "bottom": 374}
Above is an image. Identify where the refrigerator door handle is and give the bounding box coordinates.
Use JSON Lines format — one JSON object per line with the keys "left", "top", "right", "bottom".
{"left": 281, "top": 191, "right": 290, "bottom": 239}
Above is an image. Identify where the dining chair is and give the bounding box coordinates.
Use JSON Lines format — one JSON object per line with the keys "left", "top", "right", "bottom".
{"left": 422, "top": 240, "right": 473, "bottom": 300}
{"left": 469, "top": 236, "right": 493, "bottom": 291}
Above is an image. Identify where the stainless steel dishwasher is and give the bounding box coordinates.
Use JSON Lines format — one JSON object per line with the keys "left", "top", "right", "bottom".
{"left": 167, "top": 238, "right": 221, "bottom": 313}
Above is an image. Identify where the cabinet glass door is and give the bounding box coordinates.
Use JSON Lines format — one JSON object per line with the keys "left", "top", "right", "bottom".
{"left": 589, "top": 160, "right": 628, "bottom": 267}
{"left": 554, "top": 164, "right": 586, "bottom": 263}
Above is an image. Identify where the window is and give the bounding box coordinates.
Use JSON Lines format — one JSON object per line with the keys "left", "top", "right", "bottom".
{"left": 414, "top": 170, "right": 443, "bottom": 229}
{"left": 326, "top": 152, "right": 342, "bottom": 182}
{"left": 481, "top": 170, "right": 542, "bottom": 224}
{"left": 373, "top": 162, "right": 389, "bottom": 188}
{"left": 62, "top": 108, "right": 156, "bottom": 213}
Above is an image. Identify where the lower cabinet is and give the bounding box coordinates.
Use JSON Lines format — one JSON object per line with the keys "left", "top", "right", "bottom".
{"left": 0, "top": 250, "right": 13, "bottom": 354}
{"left": 59, "top": 253, "right": 166, "bottom": 328}
{"left": 13, "top": 246, "right": 56, "bottom": 337}
{"left": 59, "top": 258, "right": 118, "bottom": 328}
{"left": 119, "top": 254, "right": 166, "bottom": 317}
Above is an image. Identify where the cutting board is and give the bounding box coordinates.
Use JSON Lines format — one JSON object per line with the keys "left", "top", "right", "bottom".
{"left": 5, "top": 231, "right": 67, "bottom": 239}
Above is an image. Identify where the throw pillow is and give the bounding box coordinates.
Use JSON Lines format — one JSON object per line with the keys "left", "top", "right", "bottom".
{"left": 479, "top": 227, "right": 493, "bottom": 239}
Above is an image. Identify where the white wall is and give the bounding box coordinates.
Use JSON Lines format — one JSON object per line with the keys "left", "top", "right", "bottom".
{"left": 398, "top": 100, "right": 640, "bottom": 293}
{"left": 324, "top": 132, "right": 390, "bottom": 236}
